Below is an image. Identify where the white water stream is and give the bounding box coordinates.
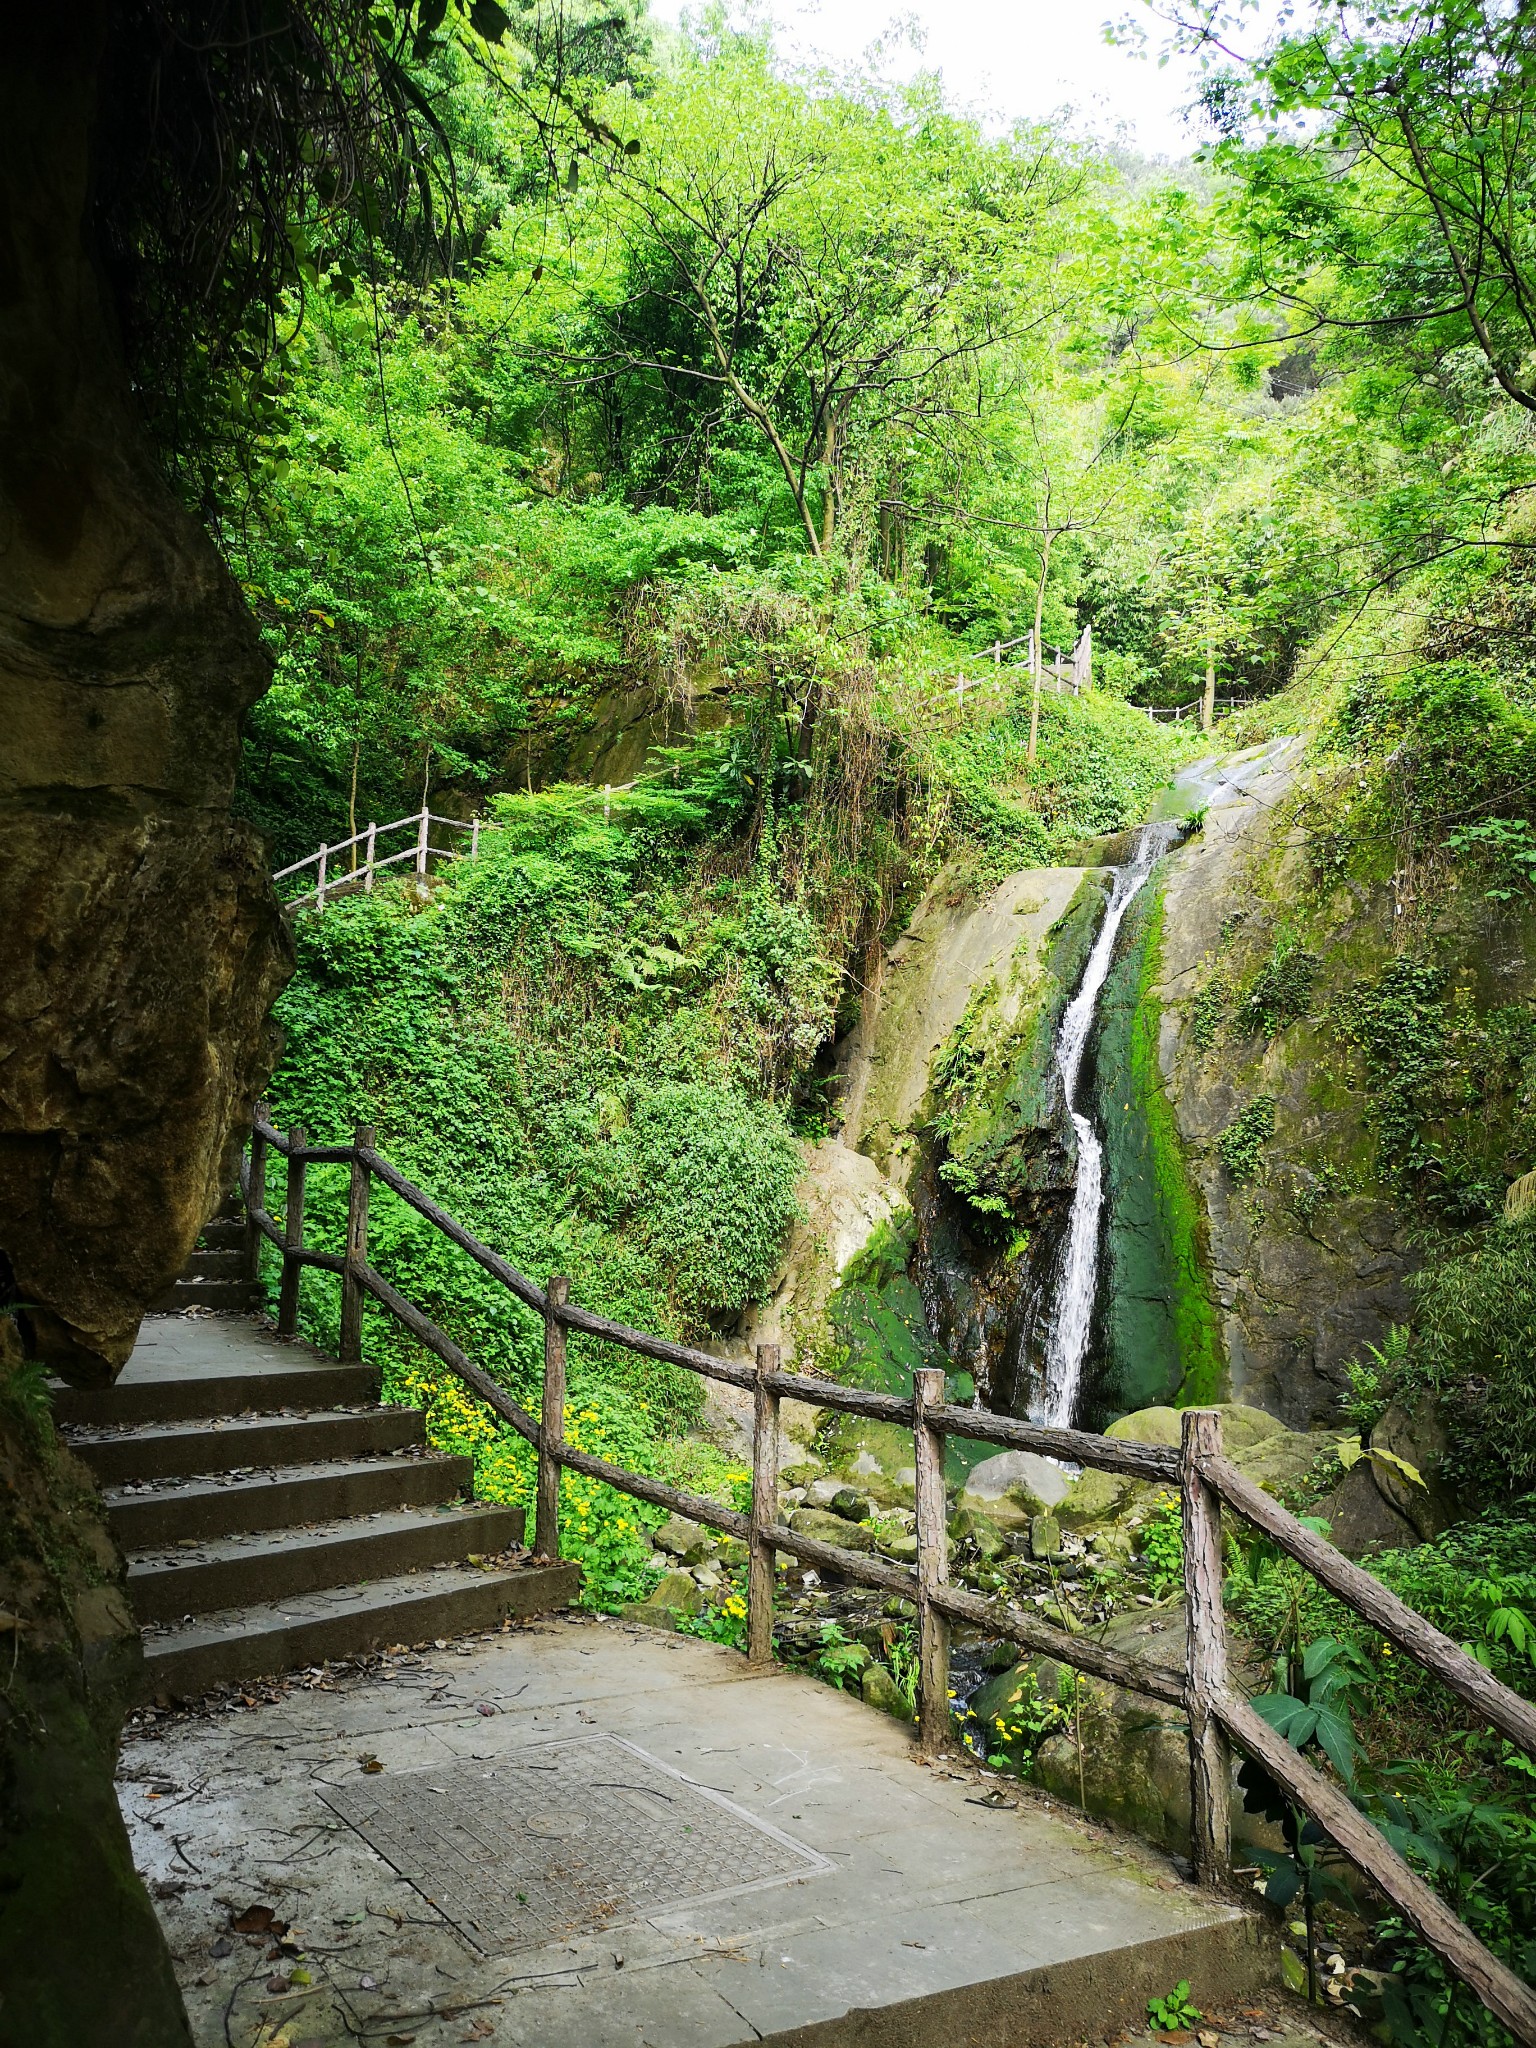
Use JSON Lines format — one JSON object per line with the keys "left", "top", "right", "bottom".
{"left": 1033, "top": 745, "right": 1292, "bottom": 1428}
{"left": 1035, "top": 821, "right": 1179, "bottom": 1428}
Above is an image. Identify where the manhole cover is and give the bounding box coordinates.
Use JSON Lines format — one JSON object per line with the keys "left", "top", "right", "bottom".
{"left": 320, "top": 1735, "right": 831, "bottom": 1953}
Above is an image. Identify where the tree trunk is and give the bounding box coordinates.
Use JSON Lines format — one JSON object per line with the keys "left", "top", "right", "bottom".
{"left": 1026, "top": 532, "right": 1053, "bottom": 767}
{"left": 1201, "top": 631, "right": 1216, "bottom": 734}
{"left": 0, "top": 14, "right": 291, "bottom": 2040}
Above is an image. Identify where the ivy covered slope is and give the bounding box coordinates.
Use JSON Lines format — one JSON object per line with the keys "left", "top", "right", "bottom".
{"left": 260, "top": 631, "right": 1188, "bottom": 1602}
{"left": 1144, "top": 542, "right": 1536, "bottom": 1506}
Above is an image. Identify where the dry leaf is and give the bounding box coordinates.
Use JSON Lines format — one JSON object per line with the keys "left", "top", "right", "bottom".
{"left": 233, "top": 1905, "right": 279, "bottom": 1935}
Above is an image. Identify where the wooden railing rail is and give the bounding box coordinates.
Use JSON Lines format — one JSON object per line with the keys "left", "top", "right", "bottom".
{"left": 273, "top": 806, "right": 484, "bottom": 914}
{"left": 236, "top": 1109, "right": 1536, "bottom": 2045}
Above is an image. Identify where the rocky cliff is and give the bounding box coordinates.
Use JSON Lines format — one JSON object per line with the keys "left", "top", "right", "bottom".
{"left": 0, "top": 17, "right": 290, "bottom": 2038}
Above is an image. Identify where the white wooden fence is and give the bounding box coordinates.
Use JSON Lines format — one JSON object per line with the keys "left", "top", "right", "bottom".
{"left": 272, "top": 807, "right": 483, "bottom": 913}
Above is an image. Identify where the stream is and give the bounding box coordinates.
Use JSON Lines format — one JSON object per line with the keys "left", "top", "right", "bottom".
{"left": 1035, "top": 818, "right": 1181, "bottom": 1428}
{"left": 1030, "top": 745, "right": 1291, "bottom": 1427}
{"left": 896, "top": 744, "right": 1295, "bottom": 1437}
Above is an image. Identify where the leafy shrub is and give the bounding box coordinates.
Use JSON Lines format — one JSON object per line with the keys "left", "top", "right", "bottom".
{"left": 1189, "top": 970, "right": 1229, "bottom": 1051}
{"left": 1334, "top": 959, "right": 1536, "bottom": 1222}
{"left": 1411, "top": 1216, "right": 1536, "bottom": 1492}
{"left": 1138, "top": 1494, "right": 1185, "bottom": 1597}
{"left": 1234, "top": 927, "right": 1319, "bottom": 1039}
{"left": 1218, "top": 1096, "right": 1276, "bottom": 1183}
{"left": 1445, "top": 816, "right": 1536, "bottom": 901}
{"left": 624, "top": 1084, "right": 801, "bottom": 1314}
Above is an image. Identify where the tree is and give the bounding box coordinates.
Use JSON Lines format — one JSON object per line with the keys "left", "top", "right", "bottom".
{"left": 557, "top": 44, "right": 1079, "bottom": 553}
{"left": 1135, "top": 2, "right": 1536, "bottom": 415}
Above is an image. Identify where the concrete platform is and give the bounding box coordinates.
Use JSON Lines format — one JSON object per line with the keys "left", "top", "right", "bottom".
{"left": 122, "top": 1616, "right": 1271, "bottom": 2047}
{"left": 51, "top": 1314, "right": 380, "bottom": 1426}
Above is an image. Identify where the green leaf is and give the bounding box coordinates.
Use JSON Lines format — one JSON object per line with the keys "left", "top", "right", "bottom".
{"left": 470, "top": 0, "right": 510, "bottom": 41}
{"left": 1310, "top": 1703, "right": 1358, "bottom": 1785}
{"left": 1368, "top": 1445, "right": 1425, "bottom": 1488}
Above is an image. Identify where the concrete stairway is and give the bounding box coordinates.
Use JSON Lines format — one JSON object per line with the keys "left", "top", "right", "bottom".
{"left": 56, "top": 1315, "right": 578, "bottom": 1699}
{"left": 149, "top": 1195, "right": 262, "bottom": 1315}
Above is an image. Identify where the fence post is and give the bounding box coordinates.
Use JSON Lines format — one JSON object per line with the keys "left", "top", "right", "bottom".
{"left": 364, "top": 821, "right": 377, "bottom": 894}
{"left": 416, "top": 806, "right": 430, "bottom": 880}
{"left": 339, "top": 1124, "right": 372, "bottom": 1363}
{"left": 316, "top": 843, "right": 328, "bottom": 914}
{"left": 913, "top": 1365, "right": 951, "bottom": 1755}
{"left": 1182, "top": 1407, "right": 1232, "bottom": 1884}
{"left": 470, "top": 817, "right": 479, "bottom": 863}
{"left": 748, "top": 1342, "right": 781, "bottom": 1668}
{"left": 537, "top": 1276, "right": 569, "bottom": 1559}
{"left": 244, "top": 1106, "right": 270, "bottom": 1285}
{"left": 277, "top": 1124, "right": 307, "bottom": 1337}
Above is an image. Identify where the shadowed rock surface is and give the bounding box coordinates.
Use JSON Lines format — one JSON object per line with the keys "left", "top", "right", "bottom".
{"left": 0, "top": 14, "right": 289, "bottom": 2040}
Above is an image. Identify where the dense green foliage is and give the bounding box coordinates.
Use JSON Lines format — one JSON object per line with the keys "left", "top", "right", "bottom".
{"left": 199, "top": 13, "right": 1536, "bottom": 2037}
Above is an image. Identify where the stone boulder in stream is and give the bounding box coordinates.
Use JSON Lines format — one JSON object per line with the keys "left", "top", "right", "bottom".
{"left": 955, "top": 1449, "right": 1069, "bottom": 1528}
{"left": 1055, "top": 1402, "right": 1344, "bottom": 1530}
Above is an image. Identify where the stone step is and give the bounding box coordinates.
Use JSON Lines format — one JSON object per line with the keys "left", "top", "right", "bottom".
{"left": 196, "top": 1220, "right": 245, "bottom": 1250}
{"left": 139, "top": 1558, "right": 581, "bottom": 1699}
{"left": 181, "top": 1246, "right": 245, "bottom": 1280}
{"left": 127, "top": 1502, "right": 526, "bottom": 1624}
{"left": 150, "top": 1278, "right": 265, "bottom": 1312}
{"left": 103, "top": 1451, "right": 475, "bottom": 1546}
{"left": 52, "top": 1353, "right": 379, "bottom": 1428}
{"left": 67, "top": 1406, "right": 424, "bottom": 1486}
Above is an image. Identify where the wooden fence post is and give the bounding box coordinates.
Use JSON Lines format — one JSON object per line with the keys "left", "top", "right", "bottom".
{"left": 416, "top": 806, "right": 430, "bottom": 880}
{"left": 748, "top": 1342, "right": 781, "bottom": 1667}
{"left": 339, "top": 1125, "right": 372, "bottom": 1363}
{"left": 537, "top": 1276, "right": 569, "bottom": 1559}
{"left": 316, "top": 843, "right": 328, "bottom": 914}
{"left": 244, "top": 1107, "right": 269, "bottom": 1285}
{"left": 277, "top": 1124, "right": 307, "bottom": 1336}
{"left": 470, "top": 817, "right": 479, "bottom": 863}
{"left": 913, "top": 1366, "right": 951, "bottom": 1755}
{"left": 1182, "top": 1407, "right": 1232, "bottom": 1884}
{"left": 364, "top": 821, "right": 377, "bottom": 894}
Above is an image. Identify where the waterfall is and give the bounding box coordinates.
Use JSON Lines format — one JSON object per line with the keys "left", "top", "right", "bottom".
{"left": 1035, "top": 819, "right": 1181, "bottom": 1428}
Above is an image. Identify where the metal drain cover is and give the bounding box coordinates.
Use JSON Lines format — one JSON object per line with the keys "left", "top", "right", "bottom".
{"left": 321, "top": 1735, "right": 830, "bottom": 1953}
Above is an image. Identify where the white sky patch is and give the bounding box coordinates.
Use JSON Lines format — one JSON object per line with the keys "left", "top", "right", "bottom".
{"left": 645, "top": 1, "right": 1262, "bottom": 157}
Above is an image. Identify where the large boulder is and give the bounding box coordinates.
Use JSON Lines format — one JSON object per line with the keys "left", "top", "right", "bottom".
{"left": 956, "top": 1449, "right": 1068, "bottom": 1527}
{"left": 973, "top": 1602, "right": 1272, "bottom": 1856}
{"left": 1057, "top": 1404, "right": 1343, "bottom": 1533}
{"left": 1369, "top": 1395, "right": 1459, "bottom": 1542}
{"left": 1314, "top": 1465, "right": 1418, "bottom": 1558}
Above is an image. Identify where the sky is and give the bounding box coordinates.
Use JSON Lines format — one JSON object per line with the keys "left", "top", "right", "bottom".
{"left": 646, "top": 1, "right": 1244, "bottom": 157}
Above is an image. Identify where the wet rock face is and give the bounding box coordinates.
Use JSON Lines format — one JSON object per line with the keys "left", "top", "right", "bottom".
{"left": 1149, "top": 743, "right": 1416, "bottom": 1429}
{"left": 1, "top": 817, "right": 288, "bottom": 1380}
{"left": 0, "top": 13, "right": 291, "bottom": 1383}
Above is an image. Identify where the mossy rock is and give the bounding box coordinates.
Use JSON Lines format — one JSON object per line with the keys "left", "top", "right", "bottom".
{"left": 647, "top": 1570, "right": 705, "bottom": 1614}
{"left": 1103, "top": 1401, "right": 1285, "bottom": 1453}
{"left": 861, "top": 1662, "right": 914, "bottom": 1721}
{"left": 981, "top": 1607, "right": 1275, "bottom": 1855}
{"left": 1056, "top": 1466, "right": 1139, "bottom": 1529}
{"left": 948, "top": 1507, "right": 1008, "bottom": 1560}
{"left": 1233, "top": 1425, "right": 1348, "bottom": 1497}
{"left": 788, "top": 1507, "right": 878, "bottom": 1553}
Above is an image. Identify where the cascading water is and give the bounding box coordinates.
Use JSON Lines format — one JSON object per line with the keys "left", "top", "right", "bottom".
{"left": 1035, "top": 820, "right": 1180, "bottom": 1428}
{"left": 1031, "top": 746, "right": 1292, "bottom": 1428}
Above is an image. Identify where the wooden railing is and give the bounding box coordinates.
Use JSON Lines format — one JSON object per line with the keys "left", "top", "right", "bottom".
{"left": 238, "top": 1111, "right": 1536, "bottom": 2044}
{"left": 1143, "top": 695, "right": 1257, "bottom": 724}
{"left": 272, "top": 807, "right": 483, "bottom": 913}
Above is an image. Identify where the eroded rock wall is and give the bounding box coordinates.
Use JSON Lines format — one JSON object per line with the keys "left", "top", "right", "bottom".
{"left": 1147, "top": 744, "right": 1416, "bottom": 1427}
{"left": 0, "top": 11, "right": 291, "bottom": 1384}
{"left": 0, "top": 17, "right": 290, "bottom": 2038}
